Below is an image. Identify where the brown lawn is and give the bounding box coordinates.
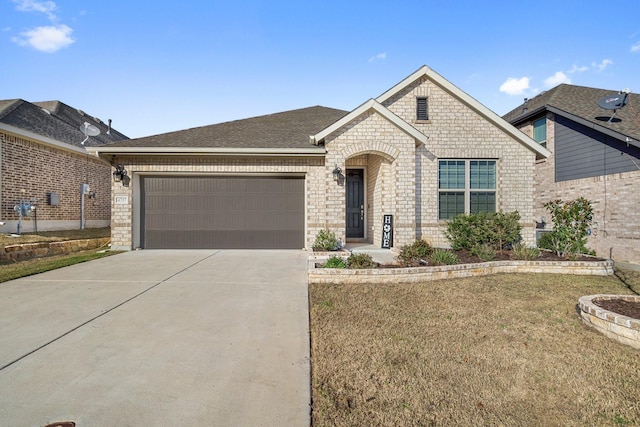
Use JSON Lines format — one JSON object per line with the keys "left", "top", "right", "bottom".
{"left": 0, "top": 227, "right": 110, "bottom": 248}
{"left": 309, "top": 271, "right": 640, "bottom": 426}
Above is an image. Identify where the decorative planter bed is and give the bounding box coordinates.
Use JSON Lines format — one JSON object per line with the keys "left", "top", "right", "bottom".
{"left": 308, "top": 255, "right": 614, "bottom": 285}
{"left": 578, "top": 294, "right": 640, "bottom": 350}
{"left": 0, "top": 237, "right": 111, "bottom": 263}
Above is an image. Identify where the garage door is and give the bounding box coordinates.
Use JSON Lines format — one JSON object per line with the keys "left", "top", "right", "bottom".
{"left": 141, "top": 176, "right": 305, "bottom": 249}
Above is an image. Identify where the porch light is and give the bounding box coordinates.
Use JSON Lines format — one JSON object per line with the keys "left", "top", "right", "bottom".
{"left": 113, "top": 165, "right": 130, "bottom": 186}
{"left": 332, "top": 165, "right": 343, "bottom": 182}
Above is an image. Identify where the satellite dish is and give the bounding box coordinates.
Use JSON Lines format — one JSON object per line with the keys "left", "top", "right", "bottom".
{"left": 79, "top": 121, "right": 100, "bottom": 145}
{"left": 598, "top": 90, "right": 630, "bottom": 124}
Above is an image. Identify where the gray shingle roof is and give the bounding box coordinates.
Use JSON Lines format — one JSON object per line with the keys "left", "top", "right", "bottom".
{"left": 503, "top": 84, "right": 640, "bottom": 142}
{"left": 101, "top": 106, "right": 348, "bottom": 149}
{"left": 0, "top": 99, "right": 129, "bottom": 148}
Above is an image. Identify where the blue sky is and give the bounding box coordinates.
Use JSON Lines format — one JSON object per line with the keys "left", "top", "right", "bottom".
{"left": 1, "top": 0, "right": 639, "bottom": 138}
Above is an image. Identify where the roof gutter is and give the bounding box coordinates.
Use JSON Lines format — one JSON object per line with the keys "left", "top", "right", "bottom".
{"left": 0, "top": 123, "right": 95, "bottom": 157}
{"left": 86, "top": 146, "right": 327, "bottom": 158}
{"left": 546, "top": 106, "right": 640, "bottom": 149}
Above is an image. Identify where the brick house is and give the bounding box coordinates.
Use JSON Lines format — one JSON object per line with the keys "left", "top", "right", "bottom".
{"left": 0, "top": 99, "right": 128, "bottom": 233}
{"left": 88, "top": 66, "right": 549, "bottom": 251}
{"left": 503, "top": 84, "right": 640, "bottom": 263}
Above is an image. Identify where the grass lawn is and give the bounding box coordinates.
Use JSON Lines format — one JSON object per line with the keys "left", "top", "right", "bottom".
{"left": 309, "top": 271, "right": 640, "bottom": 426}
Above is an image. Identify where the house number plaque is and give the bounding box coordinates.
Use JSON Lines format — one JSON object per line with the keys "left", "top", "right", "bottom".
{"left": 115, "top": 196, "right": 129, "bottom": 205}
{"left": 381, "top": 214, "right": 393, "bottom": 249}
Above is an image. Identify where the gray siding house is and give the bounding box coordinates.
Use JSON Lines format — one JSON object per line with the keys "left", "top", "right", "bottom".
{"left": 504, "top": 84, "right": 640, "bottom": 263}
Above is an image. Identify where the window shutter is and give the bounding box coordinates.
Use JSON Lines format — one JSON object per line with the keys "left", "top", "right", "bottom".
{"left": 417, "top": 97, "right": 428, "bottom": 120}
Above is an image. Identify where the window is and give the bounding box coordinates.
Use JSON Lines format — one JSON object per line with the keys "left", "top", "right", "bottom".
{"left": 438, "top": 160, "right": 496, "bottom": 219}
{"left": 533, "top": 117, "right": 546, "bottom": 147}
{"left": 416, "top": 97, "right": 428, "bottom": 121}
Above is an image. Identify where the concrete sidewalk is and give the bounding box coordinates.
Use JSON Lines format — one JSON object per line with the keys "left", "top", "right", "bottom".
{"left": 0, "top": 250, "right": 310, "bottom": 426}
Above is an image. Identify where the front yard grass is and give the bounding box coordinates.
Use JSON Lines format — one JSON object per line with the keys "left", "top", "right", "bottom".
{"left": 309, "top": 271, "right": 640, "bottom": 426}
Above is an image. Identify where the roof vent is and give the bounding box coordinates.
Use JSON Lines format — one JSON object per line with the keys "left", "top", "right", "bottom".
{"left": 522, "top": 98, "right": 529, "bottom": 113}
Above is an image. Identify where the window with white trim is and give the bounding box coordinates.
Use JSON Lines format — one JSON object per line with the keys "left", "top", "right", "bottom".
{"left": 438, "top": 159, "right": 496, "bottom": 220}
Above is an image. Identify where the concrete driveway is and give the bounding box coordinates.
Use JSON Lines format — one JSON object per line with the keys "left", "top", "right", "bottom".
{"left": 0, "top": 250, "right": 311, "bottom": 426}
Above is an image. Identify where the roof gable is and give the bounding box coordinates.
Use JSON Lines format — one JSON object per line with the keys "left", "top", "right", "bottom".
{"left": 312, "top": 99, "right": 428, "bottom": 146}
{"left": 504, "top": 84, "right": 640, "bottom": 145}
{"left": 374, "top": 66, "right": 550, "bottom": 160}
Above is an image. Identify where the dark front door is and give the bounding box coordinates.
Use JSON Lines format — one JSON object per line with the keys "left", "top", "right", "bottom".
{"left": 346, "top": 169, "right": 364, "bottom": 238}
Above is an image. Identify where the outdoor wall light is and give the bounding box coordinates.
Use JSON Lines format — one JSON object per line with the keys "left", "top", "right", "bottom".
{"left": 332, "top": 165, "right": 343, "bottom": 182}
{"left": 113, "top": 165, "right": 130, "bottom": 186}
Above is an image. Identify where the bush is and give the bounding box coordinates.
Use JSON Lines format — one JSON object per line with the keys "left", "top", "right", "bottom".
{"left": 537, "top": 231, "right": 554, "bottom": 251}
{"left": 346, "top": 253, "right": 376, "bottom": 269}
{"left": 430, "top": 249, "right": 459, "bottom": 265}
{"left": 396, "top": 240, "right": 433, "bottom": 267}
{"left": 323, "top": 255, "right": 346, "bottom": 268}
{"left": 312, "top": 229, "right": 340, "bottom": 251}
{"left": 445, "top": 211, "right": 522, "bottom": 251}
{"left": 543, "top": 197, "right": 594, "bottom": 257}
{"left": 470, "top": 243, "right": 495, "bottom": 261}
{"left": 511, "top": 242, "right": 540, "bottom": 260}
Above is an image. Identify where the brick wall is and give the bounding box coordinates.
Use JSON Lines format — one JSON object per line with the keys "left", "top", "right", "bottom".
{"left": 1, "top": 131, "right": 111, "bottom": 232}
{"left": 382, "top": 76, "right": 538, "bottom": 247}
{"left": 518, "top": 113, "right": 640, "bottom": 263}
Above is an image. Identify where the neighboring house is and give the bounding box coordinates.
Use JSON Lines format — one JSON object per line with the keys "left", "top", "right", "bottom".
{"left": 503, "top": 84, "right": 640, "bottom": 263}
{"left": 0, "top": 99, "right": 129, "bottom": 233}
{"left": 88, "top": 66, "right": 549, "bottom": 251}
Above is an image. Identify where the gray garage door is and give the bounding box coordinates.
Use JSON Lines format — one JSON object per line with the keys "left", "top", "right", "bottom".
{"left": 141, "top": 176, "right": 305, "bottom": 249}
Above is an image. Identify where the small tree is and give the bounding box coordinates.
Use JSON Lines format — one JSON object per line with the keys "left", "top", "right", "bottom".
{"left": 543, "top": 197, "right": 594, "bottom": 257}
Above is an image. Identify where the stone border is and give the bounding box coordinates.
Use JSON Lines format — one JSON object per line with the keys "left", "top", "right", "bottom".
{"left": 308, "top": 255, "right": 614, "bottom": 285}
{"left": 0, "top": 237, "right": 111, "bottom": 263}
{"left": 578, "top": 294, "right": 640, "bottom": 350}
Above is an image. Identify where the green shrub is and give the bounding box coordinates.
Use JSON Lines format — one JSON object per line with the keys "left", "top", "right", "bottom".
{"left": 537, "top": 231, "right": 554, "bottom": 251}
{"left": 346, "top": 253, "right": 376, "bottom": 269}
{"left": 430, "top": 249, "right": 459, "bottom": 265}
{"left": 470, "top": 243, "right": 495, "bottom": 261}
{"left": 312, "top": 229, "right": 340, "bottom": 251}
{"left": 543, "top": 197, "right": 594, "bottom": 257}
{"left": 511, "top": 242, "right": 540, "bottom": 260}
{"left": 396, "top": 240, "right": 433, "bottom": 267}
{"left": 445, "top": 211, "right": 521, "bottom": 251}
{"left": 323, "top": 255, "right": 347, "bottom": 268}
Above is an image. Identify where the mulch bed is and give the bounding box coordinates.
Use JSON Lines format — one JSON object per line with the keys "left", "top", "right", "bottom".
{"left": 593, "top": 299, "right": 640, "bottom": 320}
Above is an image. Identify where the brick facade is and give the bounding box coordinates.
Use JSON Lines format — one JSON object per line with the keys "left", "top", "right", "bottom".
{"left": 0, "top": 131, "right": 111, "bottom": 233}
{"left": 518, "top": 114, "right": 640, "bottom": 263}
{"left": 106, "top": 68, "right": 542, "bottom": 251}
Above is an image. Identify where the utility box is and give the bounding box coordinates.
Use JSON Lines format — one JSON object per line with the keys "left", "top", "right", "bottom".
{"left": 48, "top": 192, "right": 60, "bottom": 206}
{"left": 81, "top": 183, "right": 91, "bottom": 195}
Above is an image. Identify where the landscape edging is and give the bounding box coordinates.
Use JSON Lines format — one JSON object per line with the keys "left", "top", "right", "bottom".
{"left": 308, "top": 256, "right": 614, "bottom": 284}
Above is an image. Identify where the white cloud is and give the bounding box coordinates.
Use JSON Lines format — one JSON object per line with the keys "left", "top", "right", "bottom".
{"left": 568, "top": 64, "right": 588, "bottom": 73}
{"left": 368, "top": 52, "right": 386, "bottom": 62}
{"left": 593, "top": 59, "right": 613, "bottom": 72}
{"left": 631, "top": 42, "right": 640, "bottom": 53}
{"left": 499, "top": 77, "right": 530, "bottom": 95}
{"left": 544, "top": 71, "right": 571, "bottom": 87}
{"left": 12, "top": 0, "right": 57, "bottom": 21}
{"left": 12, "top": 24, "right": 74, "bottom": 53}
